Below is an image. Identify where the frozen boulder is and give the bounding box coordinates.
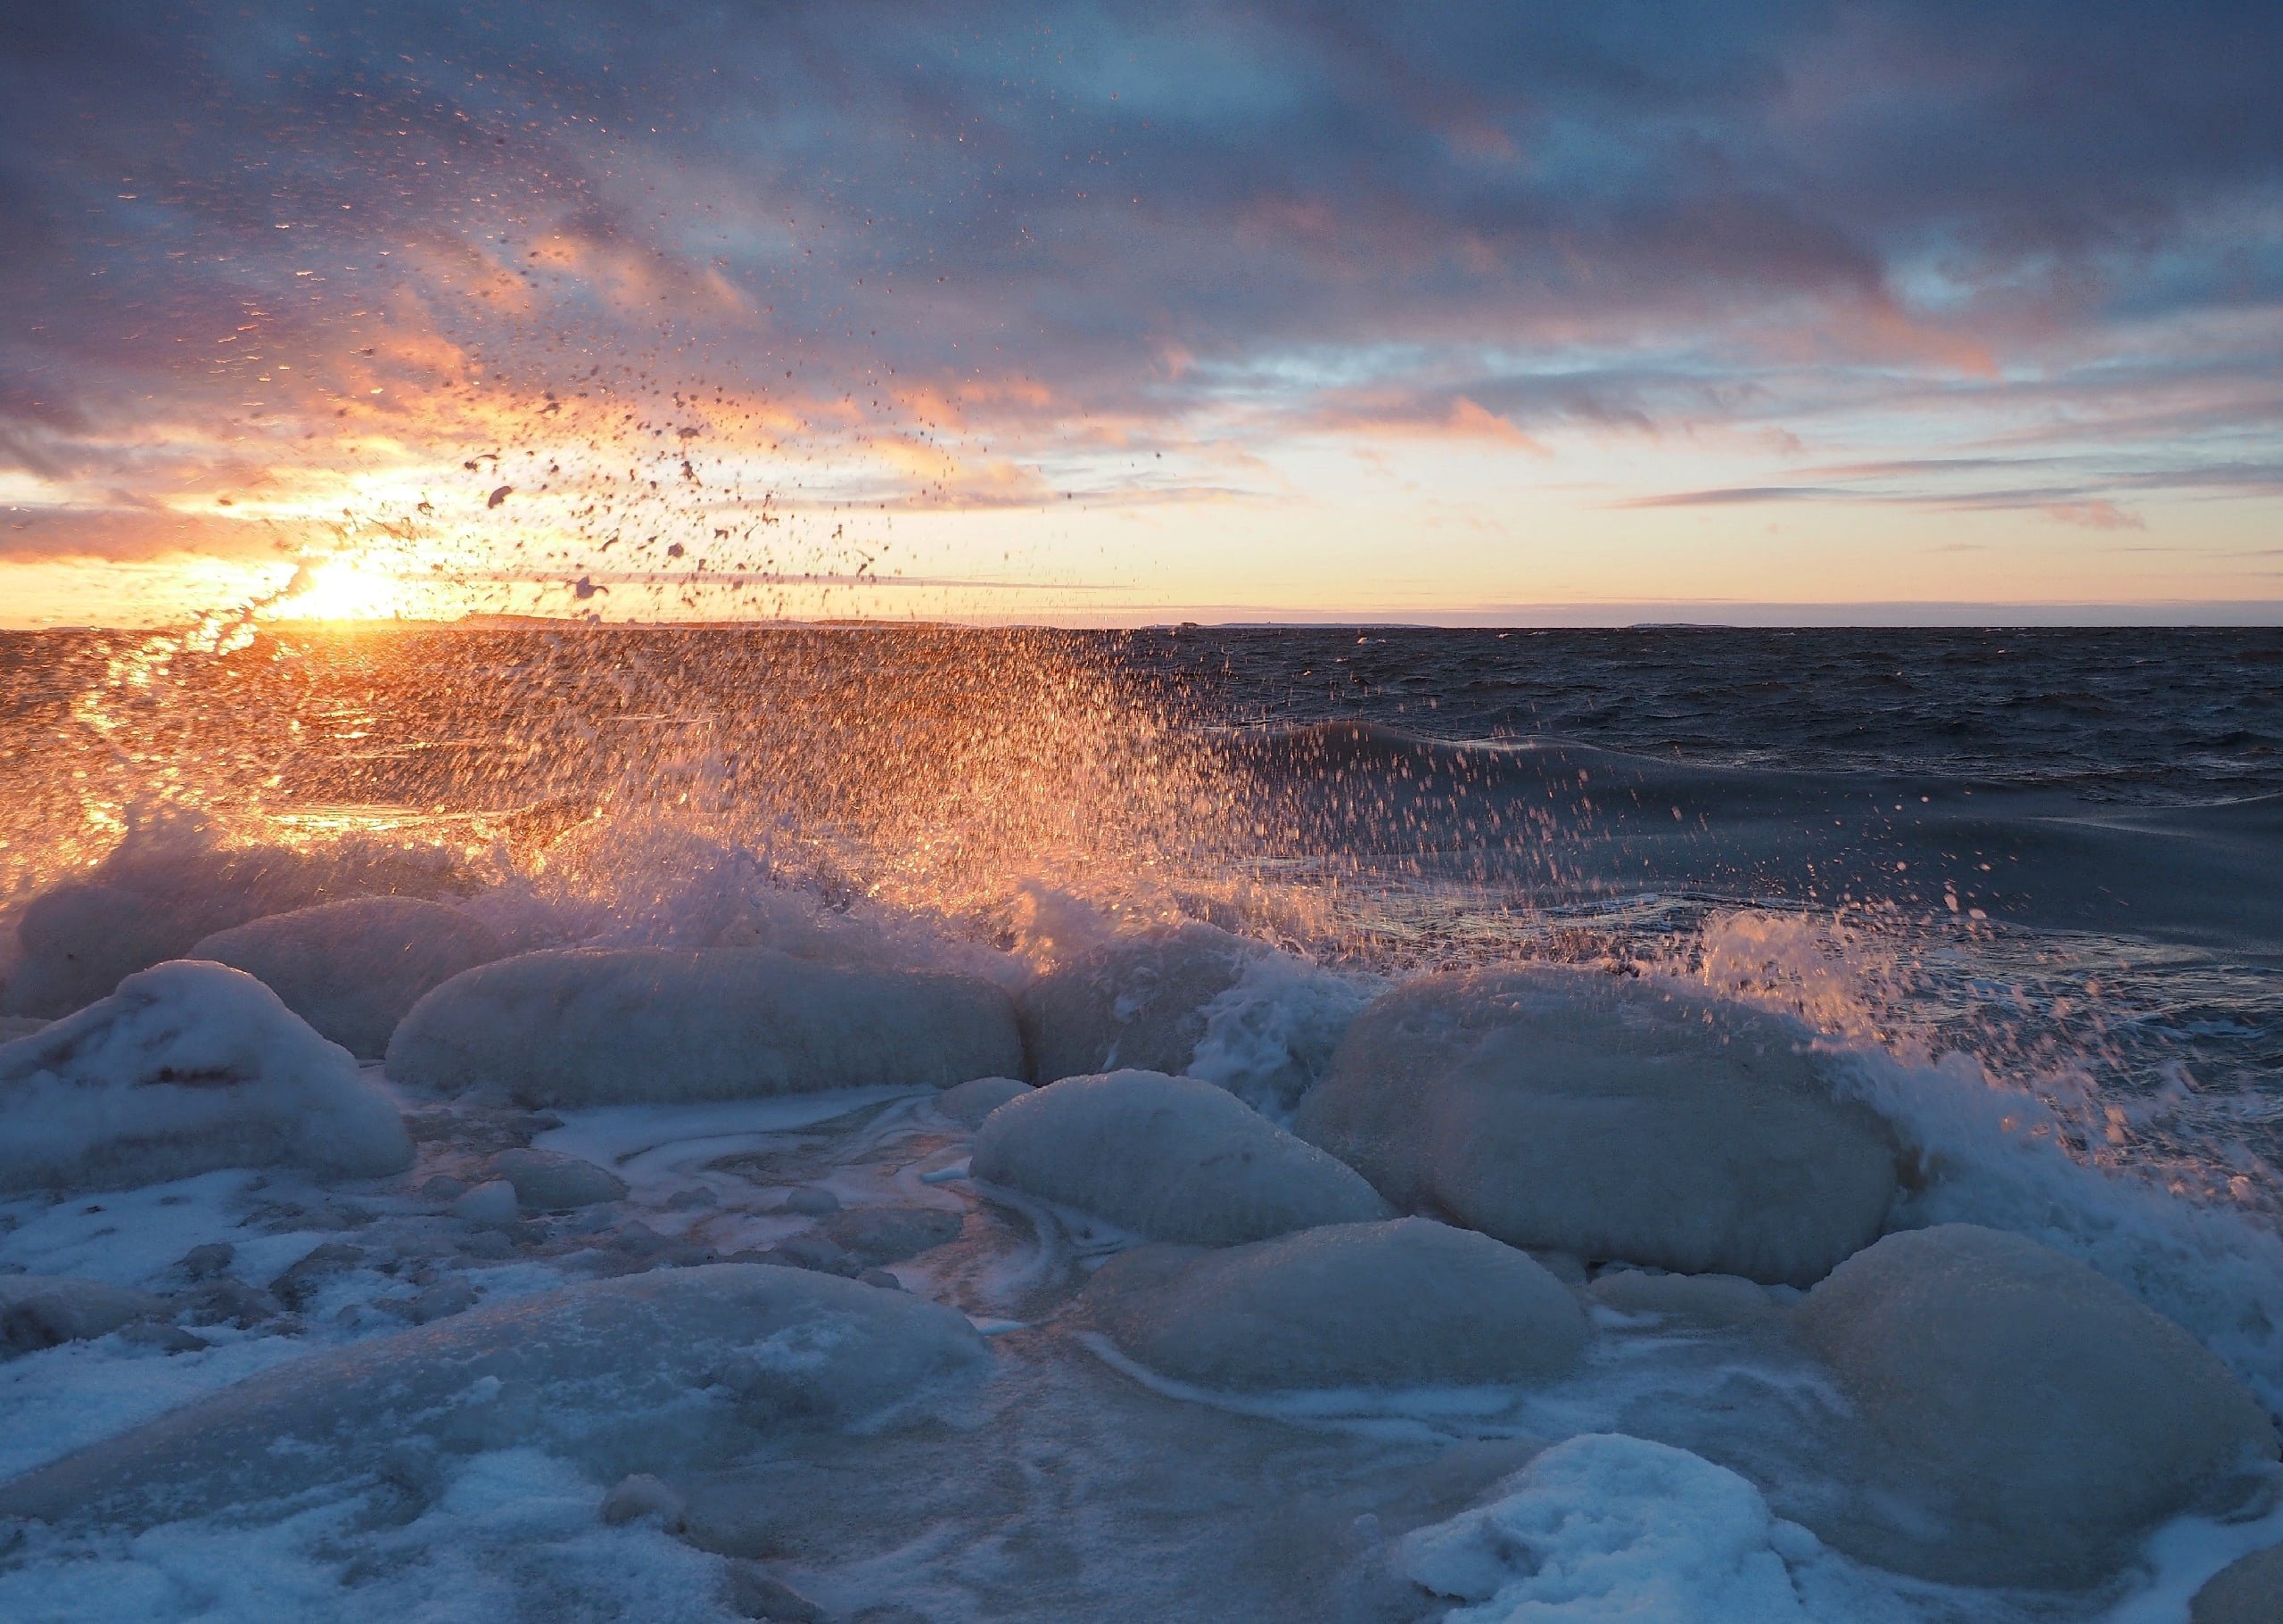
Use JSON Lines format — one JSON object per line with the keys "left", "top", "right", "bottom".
{"left": 4, "top": 884, "right": 190, "bottom": 1020}
{"left": 970, "top": 1069, "right": 1390, "bottom": 1245}
{"left": 0, "top": 1263, "right": 991, "bottom": 1530}
{"left": 486, "top": 1146, "right": 627, "bottom": 1209}
{"left": 1077, "top": 1217, "right": 1587, "bottom": 1390}
{"left": 386, "top": 947, "right": 1024, "bottom": 1106}
{"left": 0, "top": 960, "right": 414, "bottom": 1194}
{"left": 452, "top": 1179, "right": 520, "bottom": 1225}
{"left": 1291, "top": 967, "right": 1899, "bottom": 1285}
{"left": 1796, "top": 1224, "right": 2280, "bottom": 1587}
{"left": 0, "top": 1275, "right": 167, "bottom": 1356}
{"left": 934, "top": 1075, "right": 1033, "bottom": 1127}
{"left": 1017, "top": 923, "right": 1249, "bottom": 1084}
{"left": 2, "top": 826, "right": 466, "bottom": 1019}
{"left": 190, "top": 895, "right": 504, "bottom": 1058}
{"left": 2194, "top": 1544, "right": 2283, "bottom": 1624}
{"left": 1401, "top": 1433, "right": 1819, "bottom": 1622}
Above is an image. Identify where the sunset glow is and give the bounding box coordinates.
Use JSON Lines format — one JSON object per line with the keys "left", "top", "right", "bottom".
{"left": 1, "top": 7, "right": 2278, "bottom": 625}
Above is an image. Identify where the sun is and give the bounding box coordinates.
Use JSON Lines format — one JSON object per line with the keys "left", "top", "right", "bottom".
{"left": 273, "top": 555, "right": 409, "bottom": 622}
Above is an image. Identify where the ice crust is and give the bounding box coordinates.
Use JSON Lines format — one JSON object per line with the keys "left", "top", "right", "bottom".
{"left": 0, "top": 960, "right": 414, "bottom": 1194}
{"left": 1292, "top": 966, "right": 1900, "bottom": 1285}
{"left": 385, "top": 946, "right": 1025, "bottom": 1105}
{"left": 1796, "top": 1223, "right": 2280, "bottom": 1587}
{"left": 1401, "top": 1432, "right": 1820, "bottom": 1622}
{"left": 1076, "top": 1216, "right": 1588, "bottom": 1390}
{"left": 190, "top": 895, "right": 505, "bottom": 1059}
{"left": 0, "top": 1263, "right": 990, "bottom": 1530}
{"left": 969, "top": 1068, "right": 1391, "bottom": 1244}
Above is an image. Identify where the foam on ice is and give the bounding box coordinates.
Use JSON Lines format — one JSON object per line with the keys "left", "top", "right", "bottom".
{"left": 1402, "top": 1433, "right": 1823, "bottom": 1623}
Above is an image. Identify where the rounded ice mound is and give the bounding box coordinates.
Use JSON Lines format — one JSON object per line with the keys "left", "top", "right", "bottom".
{"left": 1401, "top": 1433, "right": 1818, "bottom": 1623}
{"left": 0, "top": 960, "right": 414, "bottom": 1194}
{"left": 934, "top": 1075, "right": 1033, "bottom": 1127}
{"left": 1017, "top": 922, "right": 1249, "bottom": 1084}
{"left": 190, "top": 895, "right": 505, "bottom": 1059}
{"left": 2, "top": 884, "right": 186, "bottom": 1021}
{"left": 1290, "top": 966, "right": 1899, "bottom": 1285}
{"left": 1796, "top": 1224, "right": 2280, "bottom": 1587}
{"left": 0, "top": 1263, "right": 991, "bottom": 1531}
{"left": 969, "top": 1069, "right": 1391, "bottom": 1245}
{"left": 1, "top": 824, "right": 464, "bottom": 1019}
{"left": 1076, "top": 1217, "right": 1587, "bottom": 1391}
{"left": 1, "top": 1275, "right": 166, "bottom": 1356}
{"left": 385, "top": 947, "right": 1025, "bottom": 1106}
{"left": 486, "top": 1146, "right": 627, "bottom": 1209}
{"left": 2195, "top": 1544, "right": 2283, "bottom": 1624}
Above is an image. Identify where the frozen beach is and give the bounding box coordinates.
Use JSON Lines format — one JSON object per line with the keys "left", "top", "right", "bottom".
{"left": 1, "top": 624, "right": 2280, "bottom": 1623}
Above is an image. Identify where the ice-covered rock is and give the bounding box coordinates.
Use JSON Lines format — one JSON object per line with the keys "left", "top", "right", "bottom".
{"left": 0, "top": 1274, "right": 166, "bottom": 1356}
{"left": 1401, "top": 1433, "right": 1818, "bottom": 1622}
{"left": 386, "top": 947, "right": 1024, "bottom": 1105}
{"left": 4, "top": 884, "right": 189, "bottom": 1019}
{"left": 0, "top": 960, "right": 414, "bottom": 1194}
{"left": 2, "top": 823, "right": 465, "bottom": 1019}
{"left": 189, "top": 895, "right": 504, "bottom": 1058}
{"left": 451, "top": 1179, "right": 521, "bottom": 1225}
{"left": 934, "top": 1075, "right": 1033, "bottom": 1127}
{"left": 1291, "top": 966, "right": 1899, "bottom": 1285}
{"left": 1076, "top": 1217, "right": 1587, "bottom": 1390}
{"left": 0, "top": 1263, "right": 991, "bottom": 1530}
{"left": 1017, "top": 923, "right": 1250, "bottom": 1084}
{"left": 2194, "top": 1544, "right": 2283, "bottom": 1624}
{"left": 1015, "top": 924, "right": 1362, "bottom": 1109}
{"left": 598, "top": 1471, "right": 687, "bottom": 1529}
{"left": 1796, "top": 1224, "right": 2280, "bottom": 1587}
{"left": 486, "top": 1146, "right": 627, "bottom": 1209}
{"left": 970, "top": 1069, "right": 1390, "bottom": 1245}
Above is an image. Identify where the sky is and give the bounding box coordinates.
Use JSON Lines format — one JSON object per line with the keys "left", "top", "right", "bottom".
{"left": 1, "top": 1, "right": 2279, "bottom": 626}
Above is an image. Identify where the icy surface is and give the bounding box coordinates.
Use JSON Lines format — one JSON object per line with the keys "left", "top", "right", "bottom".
{"left": 190, "top": 896, "right": 505, "bottom": 1059}
{"left": 0, "top": 1263, "right": 990, "bottom": 1530}
{"left": 386, "top": 946, "right": 1025, "bottom": 1105}
{"left": 971, "top": 1068, "right": 1391, "bottom": 1244}
{"left": 1294, "top": 966, "right": 1900, "bottom": 1285}
{"left": 0, "top": 961, "right": 414, "bottom": 1194}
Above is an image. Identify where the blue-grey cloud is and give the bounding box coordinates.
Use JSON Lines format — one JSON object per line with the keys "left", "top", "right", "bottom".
{"left": 0, "top": 0, "right": 2278, "bottom": 554}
